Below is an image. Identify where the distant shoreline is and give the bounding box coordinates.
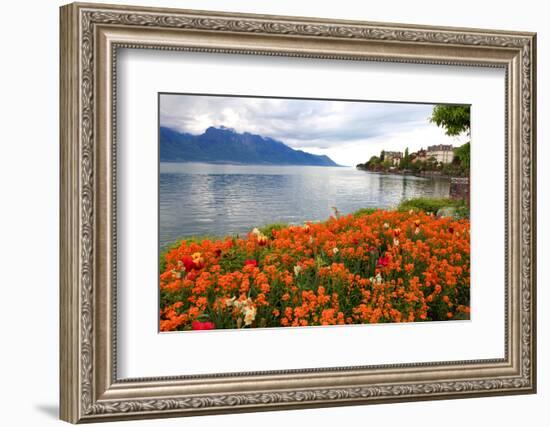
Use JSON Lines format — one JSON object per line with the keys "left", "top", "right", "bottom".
{"left": 356, "top": 168, "right": 467, "bottom": 180}
{"left": 160, "top": 160, "right": 347, "bottom": 167}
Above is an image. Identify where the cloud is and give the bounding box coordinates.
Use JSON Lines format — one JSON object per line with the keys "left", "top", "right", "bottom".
{"left": 160, "top": 94, "right": 468, "bottom": 166}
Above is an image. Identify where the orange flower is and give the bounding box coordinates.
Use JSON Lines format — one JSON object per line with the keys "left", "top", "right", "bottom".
{"left": 159, "top": 208, "right": 470, "bottom": 331}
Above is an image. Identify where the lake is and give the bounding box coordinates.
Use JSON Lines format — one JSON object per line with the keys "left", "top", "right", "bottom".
{"left": 159, "top": 162, "right": 451, "bottom": 247}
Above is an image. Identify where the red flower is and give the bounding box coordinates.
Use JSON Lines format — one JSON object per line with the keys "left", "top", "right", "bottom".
{"left": 214, "top": 248, "right": 222, "bottom": 257}
{"left": 257, "top": 235, "right": 268, "bottom": 246}
{"left": 352, "top": 238, "right": 359, "bottom": 245}
{"left": 181, "top": 254, "right": 204, "bottom": 271}
{"left": 191, "top": 321, "right": 215, "bottom": 330}
{"left": 245, "top": 259, "right": 258, "bottom": 268}
{"left": 448, "top": 227, "right": 454, "bottom": 234}
{"left": 377, "top": 255, "right": 390, "bottom": 267}
{"left": 181, "top": 255, "right": 195, "bottom": 271}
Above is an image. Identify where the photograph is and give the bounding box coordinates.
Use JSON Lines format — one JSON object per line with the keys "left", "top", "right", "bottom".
{"left": 158, "top": 94, "right": 471, "bottom": 332}
{"left": 56, "top": 2, "right": 536, "bottom": 422}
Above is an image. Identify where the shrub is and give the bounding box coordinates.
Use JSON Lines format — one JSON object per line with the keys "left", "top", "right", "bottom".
{"left": 259, "top": 222, "right": 288, "bottom": 239}
{"left": 352, "top": 207, "right": 380, "bottom": 218}
{"left": 397, "top": 197, "right": 469, "bottom": 218}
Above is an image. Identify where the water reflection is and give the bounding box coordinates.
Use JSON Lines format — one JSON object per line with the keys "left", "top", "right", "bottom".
{"left": 159, "top": 162, "right": 451, "bottom": 247}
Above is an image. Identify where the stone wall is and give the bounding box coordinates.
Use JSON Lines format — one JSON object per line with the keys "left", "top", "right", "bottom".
{"left": 450, "top": 177, "right": 470, "bottom": 202}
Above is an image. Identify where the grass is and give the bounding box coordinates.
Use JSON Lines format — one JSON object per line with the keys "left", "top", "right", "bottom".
{"left": 352, "top": 207, "right": 381, "bottom": 218}
{"left": 397, "top": 197, "right": 469, "bottom": 219}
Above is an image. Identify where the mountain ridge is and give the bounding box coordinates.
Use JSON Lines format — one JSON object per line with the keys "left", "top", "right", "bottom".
{"left": 160, "top": 126, "right": 340, "bottom": 167}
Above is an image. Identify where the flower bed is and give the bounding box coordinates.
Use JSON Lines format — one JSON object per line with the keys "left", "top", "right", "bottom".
{"left": 160, "top": 209, "right": 470, "bottom": 331}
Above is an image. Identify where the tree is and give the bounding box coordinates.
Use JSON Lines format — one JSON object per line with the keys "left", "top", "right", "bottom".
{"left": 380, "top": 150, "right": 385, "bottom": 162}
{"left": 426, "top": 156, "right": 438, "bottom": 171}
{"left": 454, "top": 142, "right": 470, "bottom": 172}
{"left": 367, "top": 155, "right": 380, "bottom": 165}
{"left": 381, "top": 159, "right": 392, "bottom": 170}
{"left": 430, "top": 105, "right": 470, "bottom": 136}
{"left": 401, "top": 147, "right": 410, "bottom": 169}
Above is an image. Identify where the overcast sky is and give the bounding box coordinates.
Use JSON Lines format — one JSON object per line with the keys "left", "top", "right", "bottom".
{"left": 160, "top": 94, "right": 468, "bottom": 167}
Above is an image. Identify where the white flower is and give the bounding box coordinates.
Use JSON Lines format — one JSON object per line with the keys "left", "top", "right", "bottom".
{"left": 234, "top": 297, "right": 253, "bottom": 312}
{"left": 415, "top": 227, "right": 420, "bottom": 235}
{"left": 383, "top": 222, "right": 390, "bottom": 229}
{"left": 225, "top": 296, "right": 236, "bottom": 308}
{"left": 393, "top": 238, "right": 400, "bottom": 247}
{"left": 376, "top": 273, "right": 383, "bottom": 284}
{"left": 294, "top": 265, "right": 303, "bottom": 276}
{"left": 251, "top": 227, "right": 261, "bottom": 236}
{"left": 243, "top": 306, "right": 257, "bottom": 326}
{"left": 332, "top": 247, "right": 339, "bottom": 255}
{"left": 409, "top": 209, "right": 414, "bottom": 215}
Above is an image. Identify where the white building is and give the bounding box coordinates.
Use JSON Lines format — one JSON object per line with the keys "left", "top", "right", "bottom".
{"left": 426, "top": 144, "right": 454, "bottom": 164}
{"left": 384, "top": 151, "right": 402, "bottom": 166}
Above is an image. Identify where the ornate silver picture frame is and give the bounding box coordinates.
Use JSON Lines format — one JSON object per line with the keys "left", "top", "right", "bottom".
{"left": 60, "top": 2, "right": 536, "bottom": 423}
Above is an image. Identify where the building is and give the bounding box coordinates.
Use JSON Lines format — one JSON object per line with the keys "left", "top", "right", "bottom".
{"left": 426, "top": 144, "right": 454, "bottom": 164}
{"left": 384, "top": 151, "right": 402, "bottom": 166}
{"left": 411, "top": 148, "right": 427, "bottom": 163}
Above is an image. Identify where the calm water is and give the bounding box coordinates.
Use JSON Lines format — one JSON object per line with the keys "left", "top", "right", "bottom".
{"left": 159, "top": 162, "right": 451, "bottom": 247}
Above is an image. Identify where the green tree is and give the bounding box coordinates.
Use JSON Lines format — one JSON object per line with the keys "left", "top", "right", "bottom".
{"left": 426, "top": 156, "right": 438, "bottom": 171}
{"left": 367, "top": 155, "right": 380, "bottom": 166}
{"left": 381, "top": 159, "right": 392, "bottom": 170}
{"left": 454, "top": 142, "right": 470, "bottom": 172}
{"left": 380, "top": 150, "right": 385, "bottom": 162}
{"left": 430, "top": 105, "right": 470, "bottom": 136}
{"left": 401, "top": 147, "right": 410, "bottom": 169}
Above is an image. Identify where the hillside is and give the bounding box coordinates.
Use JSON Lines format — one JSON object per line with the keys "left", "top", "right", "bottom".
{"left": 160, "top": 126, "right": 339, "bottom": 166}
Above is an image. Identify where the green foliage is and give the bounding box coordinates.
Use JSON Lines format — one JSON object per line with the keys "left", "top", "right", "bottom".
{"left": 410, "top": 157, "right": 439, "bottom": 172}
{"left": 454, "top": 142, "right": 470, "bottom": 171}
{"left": 381, "top": 159, "right": 392, "bottom": 169}
{"left": 352, "top": 207, "right": 380, "bottom": 218}
{"left": 159, "top": 239, "right": 183, "bottom": 273}
{"left": 400, "top": 147, "right": 410, "bottom": 169}
{"left": 455, "top": 203, "right": 470, "bottom": 220}
{"left": 430, "top": 105, "right": 471, "bottom": 136}
{"left": 357, "top": 155, "right": 381, "bottom": 171}
{"left": 217, "top": 242, "right": 251, "bottom": 273}
{"left": 397, "top": 197, "right": 469, "bottom": 218}
{"left": 441, "top": 162, "right": 465, "bottom": 177}
{"left": 259, "top": 222, "right": 288, "bottom": 239}
{"left": 367, "top": 155, "right": 380, "bottom": 165}
{"left": 409, "top": 161, "right": 422, "bottom": 172}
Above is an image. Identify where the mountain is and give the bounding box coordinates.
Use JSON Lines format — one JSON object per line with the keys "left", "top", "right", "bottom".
{"left": 160, "top": 126, "right": 339, "bottom": 166}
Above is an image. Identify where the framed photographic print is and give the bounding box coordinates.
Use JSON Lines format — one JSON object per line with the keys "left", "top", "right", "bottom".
{"left": 60, "top": 2, "right": 537, "bottom": 423}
